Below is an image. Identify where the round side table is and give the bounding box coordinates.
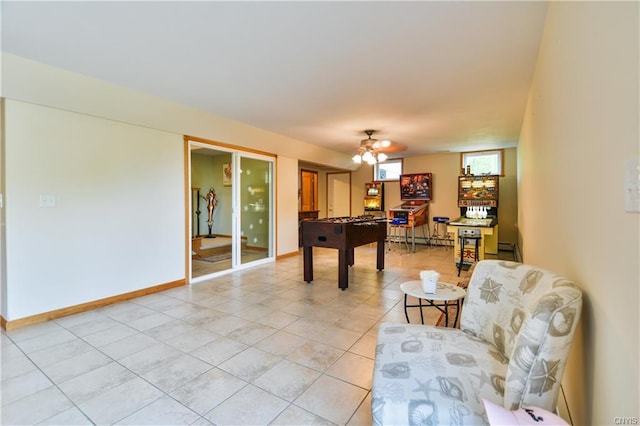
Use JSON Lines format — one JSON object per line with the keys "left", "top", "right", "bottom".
{"left": 400, "top": 281, "right": 467, "bottom": 327}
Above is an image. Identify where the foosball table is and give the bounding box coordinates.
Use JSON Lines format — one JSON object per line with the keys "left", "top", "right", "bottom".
{"left": 301, "top": 216, "right": 387, "bottom": 290}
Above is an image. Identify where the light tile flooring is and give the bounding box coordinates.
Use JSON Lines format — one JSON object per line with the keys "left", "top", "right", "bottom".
{"left": 1, "top": 244, "right": 510, "bottom": 425}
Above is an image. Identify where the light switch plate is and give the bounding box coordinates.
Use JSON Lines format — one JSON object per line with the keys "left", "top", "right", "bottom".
{"left": 624, "top": 157, "right": 640, "bottom": 213}
{"left": 39, "top": 194, "right": 56, "bottom": 208}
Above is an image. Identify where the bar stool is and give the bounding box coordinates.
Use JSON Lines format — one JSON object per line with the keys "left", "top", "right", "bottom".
{"left": 432, "top": 216, "right": 453, "bottom": 248}
{"left": 387, "top": 220, "right": 410, "bottom": 253}
{"left": 457, "top": 230, "right": 481, "bottom": 277}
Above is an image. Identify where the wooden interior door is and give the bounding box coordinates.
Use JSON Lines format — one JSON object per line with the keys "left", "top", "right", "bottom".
{"left": 301, "top": 170, "right": 318, "bottom": 212}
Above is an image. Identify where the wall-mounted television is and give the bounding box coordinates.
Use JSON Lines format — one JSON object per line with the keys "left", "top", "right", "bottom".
{"left": 400, "top": 173, "right": 432, "bottom": 202}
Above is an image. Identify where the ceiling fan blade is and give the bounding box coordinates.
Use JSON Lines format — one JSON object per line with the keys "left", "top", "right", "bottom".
{"left": 354, "top": 130, "right": 406, "bottom": 157}
{"left": 379, "top": 143, "right": 407, "bottom": 153}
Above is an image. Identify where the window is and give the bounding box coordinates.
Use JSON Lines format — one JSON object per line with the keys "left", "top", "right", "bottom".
{"left": 374, "top": 159, "right": 402, "bottom": 181}
{"left": 461, "top": 149, "right": 504, "bottom": 176}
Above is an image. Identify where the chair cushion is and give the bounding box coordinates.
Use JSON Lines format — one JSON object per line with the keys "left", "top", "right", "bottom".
{"left": 372, "top": 322, "right": 508, "bottom": 426}
{"left": 460, "top": 260, "right": 582, "bottom": 410}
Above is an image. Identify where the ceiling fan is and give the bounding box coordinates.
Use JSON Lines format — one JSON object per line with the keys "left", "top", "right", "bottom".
{"left": 352, "top": 130, "right": 397, "bottom": 165}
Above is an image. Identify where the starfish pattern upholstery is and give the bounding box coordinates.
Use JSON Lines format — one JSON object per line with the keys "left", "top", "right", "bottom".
{"left": 372, "top": 260, "right": 582, "bottom": 425}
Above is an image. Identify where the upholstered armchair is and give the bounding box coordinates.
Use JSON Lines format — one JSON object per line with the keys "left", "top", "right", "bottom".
{"left": 372, "top": 260, "right": 582, "bottom": 425}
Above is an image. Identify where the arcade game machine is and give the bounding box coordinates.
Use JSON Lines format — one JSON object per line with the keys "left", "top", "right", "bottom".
{"left": 447, "top": 174, "right": 499, "bottom": 270}
{"left": 388, "top": 173, "right": 431, "bottom": 252}
{"left": 363, "top": 182, "right": 385, "bottom": 218}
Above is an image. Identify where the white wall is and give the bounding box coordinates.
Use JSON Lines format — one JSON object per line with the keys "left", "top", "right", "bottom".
{"left": 403, "top": 153, "right": 466, "bottom": 225}
{"left": 3, "top": 100, "right": 184, "bottom": 320}
{"left": 1, "top": 53, "right": 356, "bottom": 171}
{"left": 350, "top": 165, "right": 372, "bottom": 217}
{"left": 0, "top": 54, "right": 356, "bottom": 321}
{"left": 277, "top": 156, "right": 299, "bottom": 256}
{"left": 519, "top": 2, "right": 639, "bottom": 424}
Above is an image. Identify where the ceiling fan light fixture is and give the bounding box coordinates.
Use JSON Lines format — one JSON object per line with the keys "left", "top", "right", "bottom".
{"left": 352, "top": 129, "right": 391, "bottom": 165}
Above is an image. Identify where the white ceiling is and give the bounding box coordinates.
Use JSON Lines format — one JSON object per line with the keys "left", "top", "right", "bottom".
{"left": 1, "top": 1, "right": 548, "bottom": 159}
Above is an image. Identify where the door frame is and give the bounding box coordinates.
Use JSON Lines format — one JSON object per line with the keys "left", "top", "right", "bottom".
{"left": 184, "top": 135, "right": 276, "bottom": 283}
